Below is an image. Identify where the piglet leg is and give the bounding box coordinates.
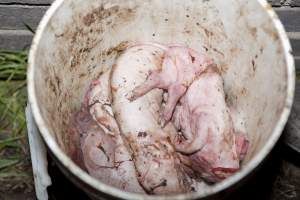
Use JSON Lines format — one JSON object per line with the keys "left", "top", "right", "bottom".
{"left": 90, "top": 103, "right": 119, "bottom": 136}
{"left": 163, "top": 84, "right": 187, "bottom": 122}
{"left": 128, "top": 70, "right": 163, "bottom": 101}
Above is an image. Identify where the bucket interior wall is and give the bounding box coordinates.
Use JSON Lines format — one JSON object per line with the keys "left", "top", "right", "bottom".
{"left": 33, "top": 0, "right": 287, "bottom": 182}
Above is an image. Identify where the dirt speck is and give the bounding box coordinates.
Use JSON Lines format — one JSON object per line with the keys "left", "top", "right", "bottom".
{"left": 250, "top": 27, "right": 257, "bottom": 37}
{"left": 260, "top": 47, "right": 264, "bottom": 54}
{"left": 241, "top": 87, "right": 247, "bottom": 96}
{"left": 105, "top": 41, "right": 130, "bottom": 56}
{"left": 111, "top": 86, "right": 118, "bottom": 92}
{"left": 212, "top": 48, "right": 224, "bottom": 57}
{"left": 220, "top": 64, "right": 229, "bottom": 73}
{"left": 83, "top": 13, "right": 96, "bottom": 26}
{"left": 82, "top": 5, "right": 120, "bottom": 26}
{"left": 204, "top": 28, "right": 214, "bottom": 37}
{"left": 252, "top": 60, "right": 256, "bottom": 71}
{"left": 79, "top": 73, "right": 86, "bottom": 78}
{"left": 138, "top": 131, "right": 147, "bottom": 137}
{"left": 203, "top": 45, "right": 209, "bottom": 51}
{"left": 262, "top": 25, "right": 279, "bottom": 41}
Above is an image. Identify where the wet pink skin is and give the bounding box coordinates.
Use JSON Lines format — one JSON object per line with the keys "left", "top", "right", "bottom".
{"left": 67, "top": 77, "right": 145, "bottom": 193}
{"left": 172, "top": 67, "right": 249, "bottom": 182}
{"left": 129, "top": 43, "right": 249, "bottom": 182}
{"left": 67, "top": 109, "right": 91, "bottom": 170}
{"left": 129, "top": 42, "right": 214, "bottom": 122}
{"left": 66, "top": 42, "right": 250, "bottom": 193}
{"left": 111, "top": 44, "right": 193, "bottom": 194}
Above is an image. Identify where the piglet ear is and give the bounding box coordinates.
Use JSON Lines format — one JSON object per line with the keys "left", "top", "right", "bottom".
{"left": 235, "top": 132, "right": 249, "bottom": 161}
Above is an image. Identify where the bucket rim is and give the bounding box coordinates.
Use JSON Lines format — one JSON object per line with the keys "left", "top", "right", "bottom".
{"left": 27, "top": 0, "right": 295, "bottom": 199}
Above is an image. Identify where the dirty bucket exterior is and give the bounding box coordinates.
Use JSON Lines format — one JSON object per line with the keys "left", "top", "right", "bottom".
{"left": 27, "top": 0, "right": 295, "bottom": 199}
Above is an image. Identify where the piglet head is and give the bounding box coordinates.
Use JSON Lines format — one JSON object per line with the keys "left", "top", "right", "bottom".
{"left": 188, "top": 48, "right": 215, "bottom": 75}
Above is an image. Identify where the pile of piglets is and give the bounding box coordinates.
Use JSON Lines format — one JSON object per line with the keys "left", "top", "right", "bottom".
{"left": 67, "top": 42, "right": 249, "bottom": 195}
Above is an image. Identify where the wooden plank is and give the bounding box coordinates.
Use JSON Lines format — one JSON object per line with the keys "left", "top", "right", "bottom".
{"left": 0, "top": 30, "right": 33, "bottom": 50}
{"left": 268, "top": 0, "right": 282, "bottom": 6}
{"left": 0, "top": 5, "right": 48, "bottom": 30}
{"left": 0, "top": 0, "right": 53, "bottom": 4}
{"left": 288, "top": 0, "right": 300, "bottom": 7}
{"left": 295, "top": 57, "right": 300, "bottom": 70}
{"left": 284, "top": 81, "right": 300, "bottom": 153}
{"left": 275, "top": 8, "right": 300, "bottom": 32}
{"left": 292, "top": 0, "right": 300, "bottom": 6}
{"left": 291, "top": 39, "right": 300, "bottom": 57}
{"left": 269, "top": 0, "right": 300, "bottom": 6}
{"left": 289, "top": 32, "right": 300, "bottom": 57}
{"left": 0, "top": 5, "right": 298, "bottom": 32}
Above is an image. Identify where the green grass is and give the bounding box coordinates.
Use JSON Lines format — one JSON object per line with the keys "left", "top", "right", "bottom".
{"left": 0, "top": 50, "right": 33, "bottom": 193}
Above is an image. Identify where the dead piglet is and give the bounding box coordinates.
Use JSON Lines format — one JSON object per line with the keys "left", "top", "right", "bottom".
{"left": 172, "top": 67, "right": 249, "bottom": 182}
{"left": 129, "top": 43, "right": 214, "bottom": 122}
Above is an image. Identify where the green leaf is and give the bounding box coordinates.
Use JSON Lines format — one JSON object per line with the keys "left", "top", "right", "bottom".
{"left": 0, "top": 159, "right": 19, "bottom": 169}
{"left": 0, "top": 136, "right": 24, "bottom": 149}
{"left": 0, "top": 172, "right": 28, "bottom": 178}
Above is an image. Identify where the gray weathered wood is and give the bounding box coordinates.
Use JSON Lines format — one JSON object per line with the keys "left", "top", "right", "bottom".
{"left": 283, "top": 81, "right": 300, "bottom": 153}
{"left": 295, "top": 57, "right": 300, "bottom": 70}
{"left": 0, "top": 0, "right": 53, "bottom": 4}
{"left": 291, "top": 39, "right": 300, "bottom": 57}
{"left": 0, "top": 4, "right": 299, "bottom": 59}
{"left": 269, "top": 0, "right": 300, "bottom": 6}
{"left": 0, "top": 5, "right": 298, "bottom": 32}
{"left": 288, "top": 32, "right": 300, "bottom": 56}
{"left": 292, "top": 0, "right": 300, "bottom": 6}
{"left": 276, "top": 8, "right": 300, "bottom": 32}
{"left": 0, "top": 30, "right": 33, "bottom": 50}
{"left": 0, "top": 5, "right": 48, "bottom": 30}
{"left": 268, "top": 0, "right": 282, "bottom": 6}
{"left": 289, "top": 32, "right": 300, "bottom": 56}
